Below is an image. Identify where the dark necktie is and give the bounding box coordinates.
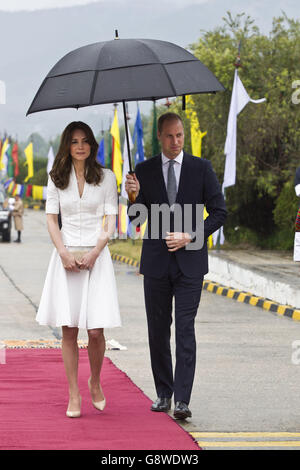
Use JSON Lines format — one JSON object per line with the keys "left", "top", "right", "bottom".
{"left": 167, "top": 159, "right": 177, "bottom": 207}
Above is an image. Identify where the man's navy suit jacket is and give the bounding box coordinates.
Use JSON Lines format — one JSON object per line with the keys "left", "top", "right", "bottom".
{"left": 128, "top": 152, "right": 227, "bottom": 279}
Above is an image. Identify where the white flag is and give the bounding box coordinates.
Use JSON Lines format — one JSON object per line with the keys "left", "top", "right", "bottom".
{"left": 47, "top": 146, "right": 55, "bottom": 174}
{"left": 223, "top": 69, "right": 266, "bottom": 190}
{"left": 121, "top": 130, "right": 134, "bottom": 200}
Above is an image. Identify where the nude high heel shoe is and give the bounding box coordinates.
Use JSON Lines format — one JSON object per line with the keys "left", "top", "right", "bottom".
{"left": 88, "top": 377, "right": 106, "bottom": 411}
{"left": 66, "top": 395, "right": 82, "bottom": 418}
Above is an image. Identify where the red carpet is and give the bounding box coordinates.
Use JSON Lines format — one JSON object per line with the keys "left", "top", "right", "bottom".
{"left": 0, "top": 349, "right": 200, "bottom": 450}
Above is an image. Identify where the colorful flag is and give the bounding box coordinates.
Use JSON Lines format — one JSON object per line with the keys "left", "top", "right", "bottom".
{"left": 24, "top": 142, "right": 34, "bottom": 182}
{"left": 110, "top": 108, "right": 123, "bottom": 189}
{"left": 3, "top": 177, "right": 13, "bottom": 189}
{"left": 96, "top": 138, "right": 105, "bottom": 166}
{"left": 152, "top": 101, "right": 160, "bottom": 156}
{"left": 19, "top": 185, "right": 25, "bottom": 198}
{"left": 9, "top": 181, "right": 17, "bottom": 195}
{"left": 6, "top": 140, "right": 14, "bottom": 178}
{"left": 0, "top": 138, "right": 9, "bottom": 172}
{"left": 133, "top": 106, "right": 144, "bottom": 164}
{"left": 12, "top": 183, "right": 21, "bottom": 196}
{"left": 12, "top": 142, "right": 19, "bottom": 177}
{"left": 47, "top": 145, "right": 55, "bottom": 174}
{"left": 26, "top": 184, "right": 32, "bottom": 197}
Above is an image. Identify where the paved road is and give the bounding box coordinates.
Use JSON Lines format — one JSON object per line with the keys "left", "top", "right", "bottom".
{"left": 1, "top": 210, "right": 300, "bottom": 450}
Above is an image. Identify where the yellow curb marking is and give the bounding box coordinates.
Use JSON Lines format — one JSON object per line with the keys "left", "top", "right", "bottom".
{"left": 249, "top": 297, "right": 260, "bottom": 306}
{"left": 190, "top": 432, "right": 300, "bottom": 438}
{"left": 293, "top": 310, "right": 300, "bottom": 321}
{"left": 195, "top": 441, "right": 300, "bottom": 448}
{"left": 227, "top": 289, "right": 238, "bottom": 298}
{"left": 277, "top": 305, "right": 286, "bottom": 315}
{"left": 190, "top": 432, "right": 300, "bottom": 448}
{"left": 237, "top": 293, "right": 247, "bottom": 302}
{"left": 263, "top": 300, "right": 273, "bottom": 310}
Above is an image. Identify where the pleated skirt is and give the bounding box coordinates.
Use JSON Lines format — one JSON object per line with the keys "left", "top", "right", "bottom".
{"left": 36, "top": 245, "right": 121, "bottom": 330}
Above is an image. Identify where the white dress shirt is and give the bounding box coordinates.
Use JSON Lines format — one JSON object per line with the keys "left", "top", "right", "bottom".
{"left": 46, "top": 164, "right": 118, "bottom": 246}
{"left": 161, "top": 151, "right": 183, "bottom": 191}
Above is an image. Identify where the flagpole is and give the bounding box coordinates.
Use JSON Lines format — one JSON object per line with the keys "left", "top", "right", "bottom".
{"left": 122, "top": 101, "right": 132, "bottom": 173}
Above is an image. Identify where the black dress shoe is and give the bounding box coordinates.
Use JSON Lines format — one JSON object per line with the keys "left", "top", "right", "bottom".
{"left": 173, "top": 401, "right": 192, "bottom": 420}
{"left": 151, "top": 397, "right": 171, "bottom": 412}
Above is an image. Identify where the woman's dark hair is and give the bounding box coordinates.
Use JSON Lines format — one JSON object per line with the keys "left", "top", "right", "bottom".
{"left": 50, "top": 121, "right": 104, "bottom": 189}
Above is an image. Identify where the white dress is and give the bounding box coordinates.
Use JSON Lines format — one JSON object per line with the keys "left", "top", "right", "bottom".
{"left": 36, "top": 165, "right": 121, "bottom": 330}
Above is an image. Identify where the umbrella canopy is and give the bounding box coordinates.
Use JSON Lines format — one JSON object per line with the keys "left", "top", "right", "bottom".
{"left": 26, "top": 37, "right": 224, "bottom": 115}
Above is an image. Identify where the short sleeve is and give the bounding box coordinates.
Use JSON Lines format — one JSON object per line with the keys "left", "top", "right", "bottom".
{"left": 45, "top": 175, "right": 59, "bottom": 214}
{"left": 104, "top": 171, "right": 118, "bottom": 215}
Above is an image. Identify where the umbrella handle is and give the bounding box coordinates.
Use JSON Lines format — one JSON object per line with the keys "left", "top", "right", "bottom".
{"left": 128, "top": 170, "right": 137, "bottom": 203}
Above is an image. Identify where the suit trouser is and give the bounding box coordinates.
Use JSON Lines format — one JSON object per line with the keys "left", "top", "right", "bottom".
{"left": 143, "top": 254, "right": 203, "bottom": 404}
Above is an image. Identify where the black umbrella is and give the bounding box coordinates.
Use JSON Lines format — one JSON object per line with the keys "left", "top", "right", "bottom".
{"left": 26, "top": 32, "right": 224, "bottom": 198}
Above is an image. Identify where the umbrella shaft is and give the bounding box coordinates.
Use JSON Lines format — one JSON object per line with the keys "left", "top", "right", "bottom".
{"left": 122, "top": 101, "right": 133, "bottom": 173}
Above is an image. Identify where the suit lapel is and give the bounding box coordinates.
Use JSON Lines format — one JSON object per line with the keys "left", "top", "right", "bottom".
{"left": 152, "top": 154, "right": 169, "bottom": 204}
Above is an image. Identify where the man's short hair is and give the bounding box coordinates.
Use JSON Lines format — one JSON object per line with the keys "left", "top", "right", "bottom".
{"left": 157, "top": 112, "right": 183, "bottom": 133}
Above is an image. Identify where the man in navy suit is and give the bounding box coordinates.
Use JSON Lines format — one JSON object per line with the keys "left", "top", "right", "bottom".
{"left": 125, "top": 112, "right": 227, "bottom": 419}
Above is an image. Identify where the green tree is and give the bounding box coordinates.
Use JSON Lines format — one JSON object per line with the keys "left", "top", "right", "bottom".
{"left": 170, "top": 12, "right": 300, "bottom": 249}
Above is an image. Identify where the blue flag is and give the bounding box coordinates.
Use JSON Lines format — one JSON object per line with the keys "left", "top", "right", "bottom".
{"left": 133, "top": 107, "right": 144, "bottom": 165}
{"left": 96, "top": 138, "right": 105, "bottom": 166}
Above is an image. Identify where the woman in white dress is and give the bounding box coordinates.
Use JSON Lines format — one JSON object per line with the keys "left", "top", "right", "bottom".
{"left": 36, "top": 121, "right": 121, "bottom": 418}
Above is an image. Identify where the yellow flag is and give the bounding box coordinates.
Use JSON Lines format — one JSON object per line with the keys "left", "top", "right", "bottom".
{"left": 120, "top": 203, "right": 128, "bottom": 234}
{"left": 185, "top": 95, "right": 207, "bottom": 158}
{"left": 0, "top": 138, "right": 9, "bottom": 170}
{"left": 32, "top": 185, "right": 43, "bottom": 200}
{"left": 185, "top": 96, "right": 213, "bottom": 248}
{"left": 110, "top": 108, "right": 123, "bottom": 189}
{"left": 24, "top": 142, "right": 34, "bottom": 182}
{"left": 8, "top": 180, "right": 14, "bottom": 192}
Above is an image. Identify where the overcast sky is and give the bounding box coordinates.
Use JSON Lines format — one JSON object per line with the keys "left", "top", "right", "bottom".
{"left": 0, "top": 0, "right": 98, "bottom": 10}
{"left": 0, "top": 0, "right": 208, "bottom": 12}
{"left": 1, "top": 0, "right": 297, "bottom": 140}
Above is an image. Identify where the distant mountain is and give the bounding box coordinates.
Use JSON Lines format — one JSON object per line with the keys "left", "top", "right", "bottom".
{"left": 0, "top": 0, "right": 298, "bottom": 143}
